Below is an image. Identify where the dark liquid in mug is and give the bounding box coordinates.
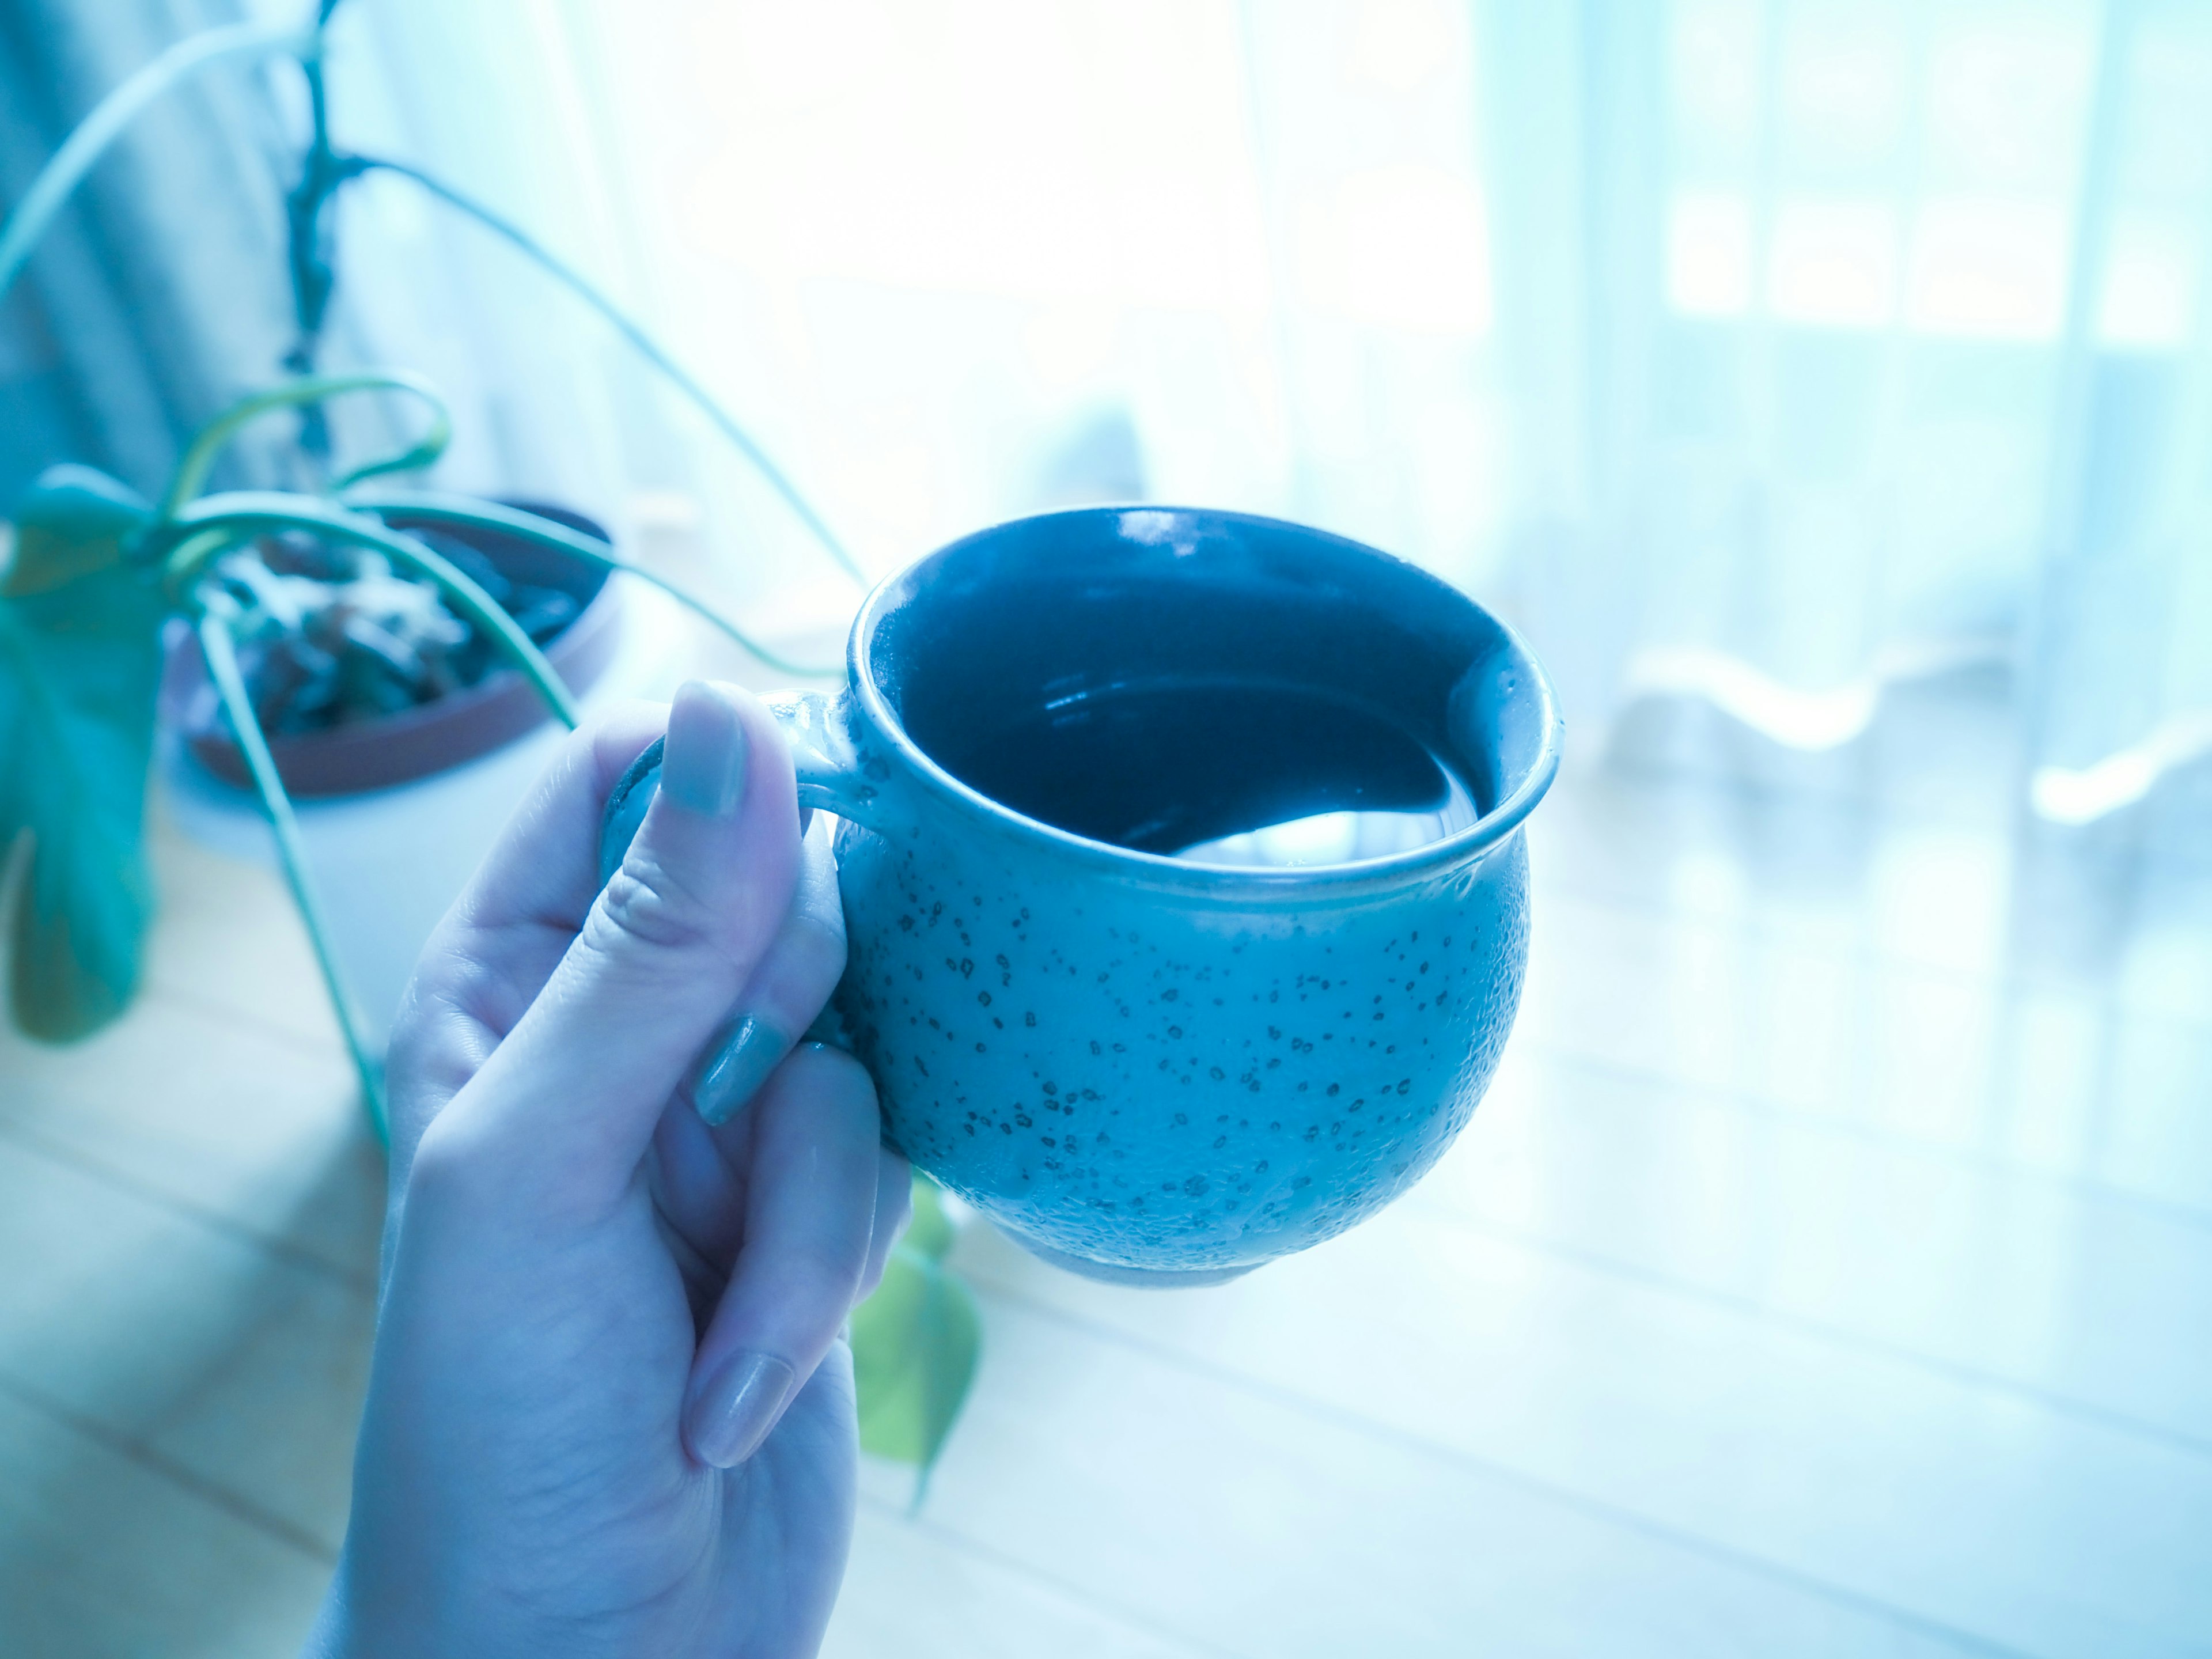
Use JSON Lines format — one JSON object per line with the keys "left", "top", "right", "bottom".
{"left": 928, "top": 680, "right": 1483, "bottom": 866}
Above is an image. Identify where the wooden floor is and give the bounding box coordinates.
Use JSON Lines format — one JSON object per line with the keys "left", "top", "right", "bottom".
{"left": 3, "top": 676, "right": 2209, "bottom": 1658}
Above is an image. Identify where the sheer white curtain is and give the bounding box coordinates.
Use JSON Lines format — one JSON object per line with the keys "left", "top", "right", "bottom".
{"left": 315, "top": 0, "right": 2212, "bottom": 829}
{"left": 0, "top": 0, "right": 297, "bottom": 503}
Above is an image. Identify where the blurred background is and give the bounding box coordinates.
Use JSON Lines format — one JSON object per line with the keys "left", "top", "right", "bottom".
{"left": 2, "top": 1, "right": 2208, "bottom": 1655}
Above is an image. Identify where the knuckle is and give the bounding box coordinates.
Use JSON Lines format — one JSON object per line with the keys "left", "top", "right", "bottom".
{"left": 383, "top": 932, "right": 472, "bottom": 1067}
{"left": 403, "top": 1109, "right": 495, "bottom": 1217}
{"left": 783, "top": 908, "right": 849, "bottom": 983}
{"left": 785, "top": 1239, "right": 869, "bottom": 1308}
{"left": 415, "top": 935, "right": 512, "bottom": 1031}
{"left": 589, "top": 853, "right": 741, "bottom": 963}
{"left": 583, "top": 700, "right": 664, "bottom": 765}
{"left": 787, "top": 1040, "right": 879, "bottom": 1111}
{"left": 377, "top": 1011, "right": 461, "bottom": 1147}
{"left": 382, "top": 987, "right": 431, "bottom": 1081}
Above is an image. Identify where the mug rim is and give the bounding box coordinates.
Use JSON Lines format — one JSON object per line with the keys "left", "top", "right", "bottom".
{"left": 845, "top": 505, "right": 1563, "bottom": 892}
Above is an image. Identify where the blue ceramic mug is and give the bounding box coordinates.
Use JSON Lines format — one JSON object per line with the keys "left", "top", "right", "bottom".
{"left": 601, "top": 507, "right": 1560, "bottom": 1285}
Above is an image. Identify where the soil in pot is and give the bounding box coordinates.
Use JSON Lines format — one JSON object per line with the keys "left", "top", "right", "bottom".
{"left": 174, "top": 501, "right": 622, "bottom": 797}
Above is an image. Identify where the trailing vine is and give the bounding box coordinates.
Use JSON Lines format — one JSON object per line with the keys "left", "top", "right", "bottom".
{"left": 0, "top": 2, "right": 870, "bottom": 1119}
{"left": 0, "top": 0, "right": 858, "bottom": 584}
{"left": 0, "top": 3, "right": 979, "bottom": 1480}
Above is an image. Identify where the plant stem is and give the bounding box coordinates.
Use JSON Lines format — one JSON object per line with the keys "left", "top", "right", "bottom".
{"left": 0, "top": 21, "right": 309, "bottom": 308}
{"left": 284, "top": 18, "right": 352, "bottom": 408}
{"left": 347, "top": 156, "right": 868, "bottom": 589}
{"left": 162, "top": 493, "right": 581, "bottom": 726}
{"left": 194, "top": 604, "right": 387, "bottom": 1133}
{"left": 158, "top": 372, "right": 452, "bottom": 520}
{"left": 343, "top": 489, "right": 842, "bottom": 679}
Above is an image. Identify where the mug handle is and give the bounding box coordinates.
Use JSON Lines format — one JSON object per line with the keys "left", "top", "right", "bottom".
{"left": 596, "top": 688, "right": 882, "bottom": 885}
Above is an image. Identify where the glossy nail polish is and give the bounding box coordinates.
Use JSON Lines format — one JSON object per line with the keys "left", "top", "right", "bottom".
{"left": 662, "top": 681, "right": 749, "bottom": 817}
{"left": 685, "top": 1351, "right": 797, "bottom": 1468}
{"left": 688, "top": 1012, "right": 791, "bottom": 1127}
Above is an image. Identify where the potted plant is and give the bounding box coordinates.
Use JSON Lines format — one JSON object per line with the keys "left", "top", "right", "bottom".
{"left": 0, "top": 0, "right": 975, "bottom": 1480}
{"left": 148, "top": 391, "right": 661, "bottom": 1062}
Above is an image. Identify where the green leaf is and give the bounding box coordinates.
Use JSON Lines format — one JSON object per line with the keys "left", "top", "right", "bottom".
{"left": 2, "top": 465, "right": 152, "bottom": 596}
{"left": 0, "top": 467, "right": 163, "bottom": 1041}
{"left": 851, "top": 1187, "right": 982, "bottom": 1474}
{"left": 904, "top": 1172, "right": 958, "bottom": 1261}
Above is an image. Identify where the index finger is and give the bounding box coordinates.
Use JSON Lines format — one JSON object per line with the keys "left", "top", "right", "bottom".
{"left": 384, "top": 701, "right": 667, "bottom": 1169}
{"left": 421, "top": 681, "right": 805, "bottom": 1217}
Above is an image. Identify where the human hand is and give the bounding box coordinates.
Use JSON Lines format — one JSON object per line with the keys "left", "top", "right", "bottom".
{"left": 310, "top": 681, "right": 910, "bottom": 1659}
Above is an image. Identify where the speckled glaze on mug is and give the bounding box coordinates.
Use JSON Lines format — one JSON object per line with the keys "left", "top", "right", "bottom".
{"left": 601, "top": 507, "right": 1560, "bottom": 1285}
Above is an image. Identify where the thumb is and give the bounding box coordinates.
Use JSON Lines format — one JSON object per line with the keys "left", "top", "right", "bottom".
{"left": 432, "top": 680, "right": 804, "bottom": 1213}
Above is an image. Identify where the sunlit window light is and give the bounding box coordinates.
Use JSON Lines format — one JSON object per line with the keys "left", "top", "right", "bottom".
{"left": 1767, "top": 198, "right": 1898, "bottom": 328}
{"left": 1622, "top": 637, "right": 2009, "bottom": 751}
{"left": 1905, "top": 197, "right": 2070, "bottom": 340}
{"left": 1666, "top": 0, "right": 1764, "bottom": 165}
{"left": 1924, "top": 16, "right": 2097, "bottom": 192}
{"left": 1776, "top": 7, "right": 1911, "bottom": 178}
{"left": 1626, "top": 646, "right": 1880, "bottom": 749}
{"left": 1346, "top": 0, "right": 1465, "bottom": 96}
{"left": 1660, "top": 4, "right": 2103, "bottom": 343}
{"left": 1176, "top": 804, "right": 1461, "bottom": 867}
{"left": 1182, "top": 812, "right": 1368, "bottom": 867}
{"left": 1661, "top": 190, "right": 2097, "bottom": 344}
{"left": 1666, "top": 190, "right": 1754, "bottom": 317}
{"left": 2032, "top": 752, "right": 2158, "bottom": 825}
{"left": 673, "top": 0, "right": 1271, "bottom": 314}
{"left": 2031, "top": 708, "right": 2212, "bottom": 824}
{"left": 1294, "top": 165, "right": 1492, "bottom": 337}
{"left": 2096, "top": 214, "right": 2199, "bottom": 349}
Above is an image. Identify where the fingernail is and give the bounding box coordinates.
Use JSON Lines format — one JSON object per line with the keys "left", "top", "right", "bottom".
{"left": 662, "top": 681, "right": 749, "bottom": 817}
{"left": 685, "top": 1351, "right": 797, "bottom": 1468}
{"left": 687, "top": 1012, "right": 791, "bottom": 1127}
